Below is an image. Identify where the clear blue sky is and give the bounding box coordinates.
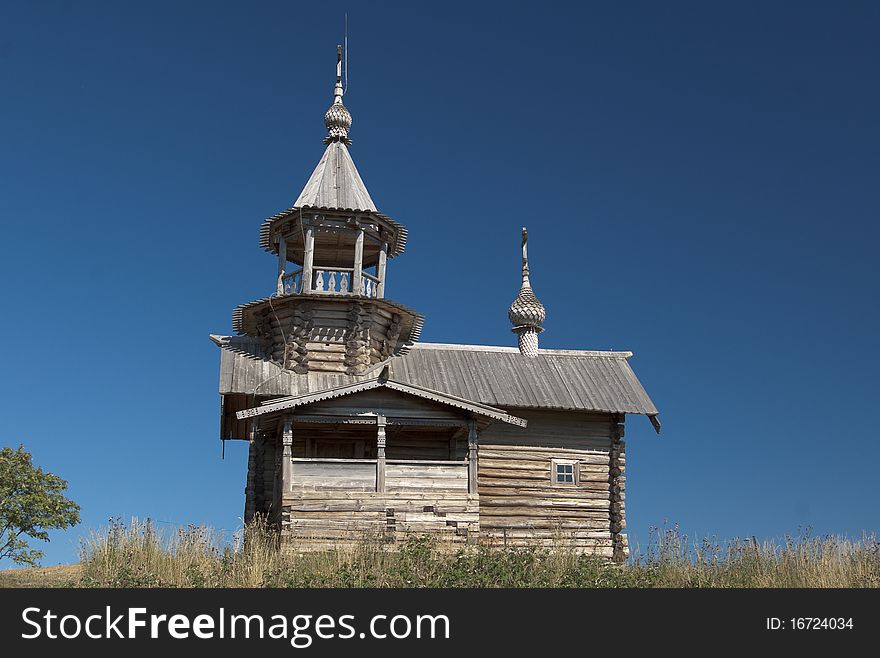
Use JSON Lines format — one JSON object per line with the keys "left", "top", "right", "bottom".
{"left": 1, "top": 1, "right": 878, "bottom": 566}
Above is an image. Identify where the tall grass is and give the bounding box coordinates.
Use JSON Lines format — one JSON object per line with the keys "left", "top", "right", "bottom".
{"left": 77, "top": 518, "right": 880, "bottom": 588}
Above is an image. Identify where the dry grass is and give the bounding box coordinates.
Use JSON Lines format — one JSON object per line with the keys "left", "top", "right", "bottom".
{"left": 76, "top": 517, "right": 639, "bottom": 588}
{"left": 0, "top": 564, "right": 81, "bottom": 588}
{"left": 5, "top": 519, "right": 879, "bottom": 588}
{"left": 631, "top": 524, "right": 880, "bottom": 588}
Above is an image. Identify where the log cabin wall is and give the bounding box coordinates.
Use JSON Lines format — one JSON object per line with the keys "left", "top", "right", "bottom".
{"left": 243, "top": 435, "right": 279, "bottom": 524}
{"left": 280, "top": 474, "right": 478, "bottom": 550}
{"left": 476, "top": 409, "right": 626, "bottom": 558}
{"left": 242, "top": 395, "right": 629, "bottom": 556}
{"left": 253, "top": 299, "right": 405, "bottom": 375}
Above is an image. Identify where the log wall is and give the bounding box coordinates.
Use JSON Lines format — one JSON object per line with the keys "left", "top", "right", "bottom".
{"left": 245, "top": 408, "right": 628, "bottom": 559}
{"left": 255, "top": 299, "right": 403, "bottom": 374}
{"left": 476, "top": 409, "right": 626, "bottom": 559}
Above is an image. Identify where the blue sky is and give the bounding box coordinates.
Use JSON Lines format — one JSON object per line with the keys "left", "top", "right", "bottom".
{"left": 1, "top": 1, "right": 878, "bottom": 566}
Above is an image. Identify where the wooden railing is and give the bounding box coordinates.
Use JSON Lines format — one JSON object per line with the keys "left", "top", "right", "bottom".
{"left": 312, "top": 268, "right": 355, "bottom": 294}
{"left": 280, "top": 268, "right": 304, "bottom": 295}
{"left": 287, "top": 458, "right": 469, "bottom": 494}
{"left": 360, "top": 272, "right": 380, "bottom": 298}
{"left": 290, "top": 458, "right": 376, "bottom": 492}
{"left": 277, "top": 269, "right": 383, "bottom": 298}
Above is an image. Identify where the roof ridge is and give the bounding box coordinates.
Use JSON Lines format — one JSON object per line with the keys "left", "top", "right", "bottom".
{"left": 412, "top": 342, "right": 633, "bottom": 358}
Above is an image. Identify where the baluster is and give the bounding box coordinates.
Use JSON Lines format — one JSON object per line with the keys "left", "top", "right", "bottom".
{"left": 340, "top": 271, "right": 350, "bottom": 293}
{"left": 315, "top": 270, "right": 325, "bottom": 292}
{"left": 365, "top": 279, "right": 373, "bottom": 298}
{"left": 328, "top": 271, "right": 338, "bottom": 293}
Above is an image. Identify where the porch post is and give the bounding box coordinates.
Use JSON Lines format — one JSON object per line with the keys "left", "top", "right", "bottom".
{"left": 376, "top": 414, "right": 386, "bottom": 493}
{"left": 467, "top": 418, "right": 479, "bottom": 494}
{"left": 281, "top": 415, "right": 293, "bottom": 495}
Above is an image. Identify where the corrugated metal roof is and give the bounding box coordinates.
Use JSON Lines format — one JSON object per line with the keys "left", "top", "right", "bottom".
{"left": 213, "top": 337, "right": 660, "bottom": 428}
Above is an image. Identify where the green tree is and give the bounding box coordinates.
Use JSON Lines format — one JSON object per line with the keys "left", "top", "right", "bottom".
{"left": 0, "top": 445, "right": 80, "bottom": 567}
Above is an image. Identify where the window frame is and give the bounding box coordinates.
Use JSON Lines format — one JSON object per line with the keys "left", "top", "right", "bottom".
{"left": 551, "top": 458, "right": 579, "bottom": 486}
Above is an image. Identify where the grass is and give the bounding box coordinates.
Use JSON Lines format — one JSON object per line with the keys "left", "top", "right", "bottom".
{"left": 0, "top": 564, "right": 81, "bottom": 588}
{"left": 2, "top": 519, "right": 878, "bottom": 588}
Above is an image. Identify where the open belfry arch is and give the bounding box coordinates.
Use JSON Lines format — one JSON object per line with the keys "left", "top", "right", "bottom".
{"left": 211, "top": 46, "right": 660, "bottom": 560}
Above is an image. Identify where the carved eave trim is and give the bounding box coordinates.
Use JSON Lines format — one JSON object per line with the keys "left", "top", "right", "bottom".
{"left": 235, "top": 377, "right": 527, "bottom": 428}
{"left": 231, "top": 294, "right": 424, "bottom": 353}
{"left": 260, "top": 207, "right": 407, "bottom": 259}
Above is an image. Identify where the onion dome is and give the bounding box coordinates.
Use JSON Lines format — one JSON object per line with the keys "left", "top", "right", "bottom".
{"left": 324, "top": 102, "right": 352, "bottom": 144}
{"left": 508, "top": 286, "right": 546, "bottom": 330}
{"left": 508, "top": 228, "right": 545, "bottom": 357}
{"left": 324, "top": 45, "right": 352, "bottom": 145}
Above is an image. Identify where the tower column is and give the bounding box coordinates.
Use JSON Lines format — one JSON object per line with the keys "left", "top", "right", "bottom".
{"left": 302, "top": 225, "right": 315, "bottom": 293}
{"left": 276, "top": 235, "right": 287, "bottom": 295}
{"left": 353, "top": 228, "right": 364, "bottom": 295}
{"left": 376, "top": 241, "right": 387, "bottom": 298}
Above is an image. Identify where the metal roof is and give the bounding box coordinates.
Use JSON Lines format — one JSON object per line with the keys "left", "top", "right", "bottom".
{"left": 213, "top": 337, "right": 660, "bottom": 431}
{"left": 235, "top": 377, "right": 527, "bottom": 427}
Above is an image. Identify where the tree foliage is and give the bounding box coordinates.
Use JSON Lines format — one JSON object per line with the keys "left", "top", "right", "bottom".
{"left": 0, "top": 445, "right": 80, "bottom": 567}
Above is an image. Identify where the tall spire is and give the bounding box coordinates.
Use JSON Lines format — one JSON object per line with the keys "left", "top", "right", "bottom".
{"left": 324, "top": 44, "right": 352, "bottom": 145}
{"left": 508, "top": 227, "right": 546, "bottom": 357}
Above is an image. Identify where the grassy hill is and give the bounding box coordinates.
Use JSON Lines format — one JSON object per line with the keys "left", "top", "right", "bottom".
{"left": 2, "top": 520, "right": 878, "bottom": 588}
{"left": 0, "top": 564, "right": 81, "bottom": 588}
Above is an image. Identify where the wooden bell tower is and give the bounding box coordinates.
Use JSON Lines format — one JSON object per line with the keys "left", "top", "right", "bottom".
{"left": 231, "top": 46, "right": 423, "bottom": 375}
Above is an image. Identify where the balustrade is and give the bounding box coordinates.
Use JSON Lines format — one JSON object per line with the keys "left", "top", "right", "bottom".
{"left": 276, "top": 268, "right": 383, "bottom": 298}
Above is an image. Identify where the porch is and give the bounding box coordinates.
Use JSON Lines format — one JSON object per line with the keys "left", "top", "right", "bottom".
{"left": 274, "top": 418, "right": 481, "bottom": 546}
{"left": 235, "top": 377, "right": 526, "bottom": 547}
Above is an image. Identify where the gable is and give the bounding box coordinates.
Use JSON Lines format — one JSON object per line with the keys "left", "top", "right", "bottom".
{"left": 235, "top": 378, "right": 527, "bottom": 428}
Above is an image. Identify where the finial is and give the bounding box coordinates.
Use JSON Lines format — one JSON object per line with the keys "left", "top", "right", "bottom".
{"left": 334, "top": 44, "right": 344, "bottom": 103}
{"left": 521, "top": 226, "right": 530, "bottom": 287}
{"left": 324, "top": 44, "right": 352, "bottom": 145}
{"left": 508, "top": 226, "right": 546, "bottom": 357}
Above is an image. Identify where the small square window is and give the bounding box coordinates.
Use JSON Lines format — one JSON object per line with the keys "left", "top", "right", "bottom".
{"left": 553, "top": 460, "right": 577, "bottom": 485}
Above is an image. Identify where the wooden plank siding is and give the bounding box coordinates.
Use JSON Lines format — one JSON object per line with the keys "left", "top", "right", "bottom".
{"left": 280, "top": 491, "right": 479, "bottom": 550}
{"left": 476, "top": 409, "right": 625, "bottom": 557}
{"left": 279, "top": 460, "right": 475, "bottom": 549}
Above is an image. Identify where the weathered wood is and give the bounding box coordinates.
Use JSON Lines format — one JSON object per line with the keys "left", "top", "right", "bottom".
{"left": 376, "top": 415, "right": 386, "bottom": 493}
{"left": 609, "top": 414, "right": 627, "bottom": 562}
{"left": 376, "top": 241, "right": 387, "bottom": 298}
{"left": 353, "top": 228, "right": 364, "bottom": 295}
{"left": 468, "top": 419, "right": 478, "bottom": 495}
{"left": 475, "top": 418, "right": 617, "bottom": 551}
{"left": 302, "top": 226, "right": 315, "bottom": 293}
{"left": 291, "top": 460, "right": 376, "bottom": 491}
{"left": 276, "top": 235, "right": 287, "bottom": 295}
{"left": 281, "top": 416, "right": 293, "bottom": 494}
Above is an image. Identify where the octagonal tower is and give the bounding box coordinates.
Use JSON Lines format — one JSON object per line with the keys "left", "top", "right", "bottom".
{"left": 233, "top": 46, "right": 423, "bottom": 375}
